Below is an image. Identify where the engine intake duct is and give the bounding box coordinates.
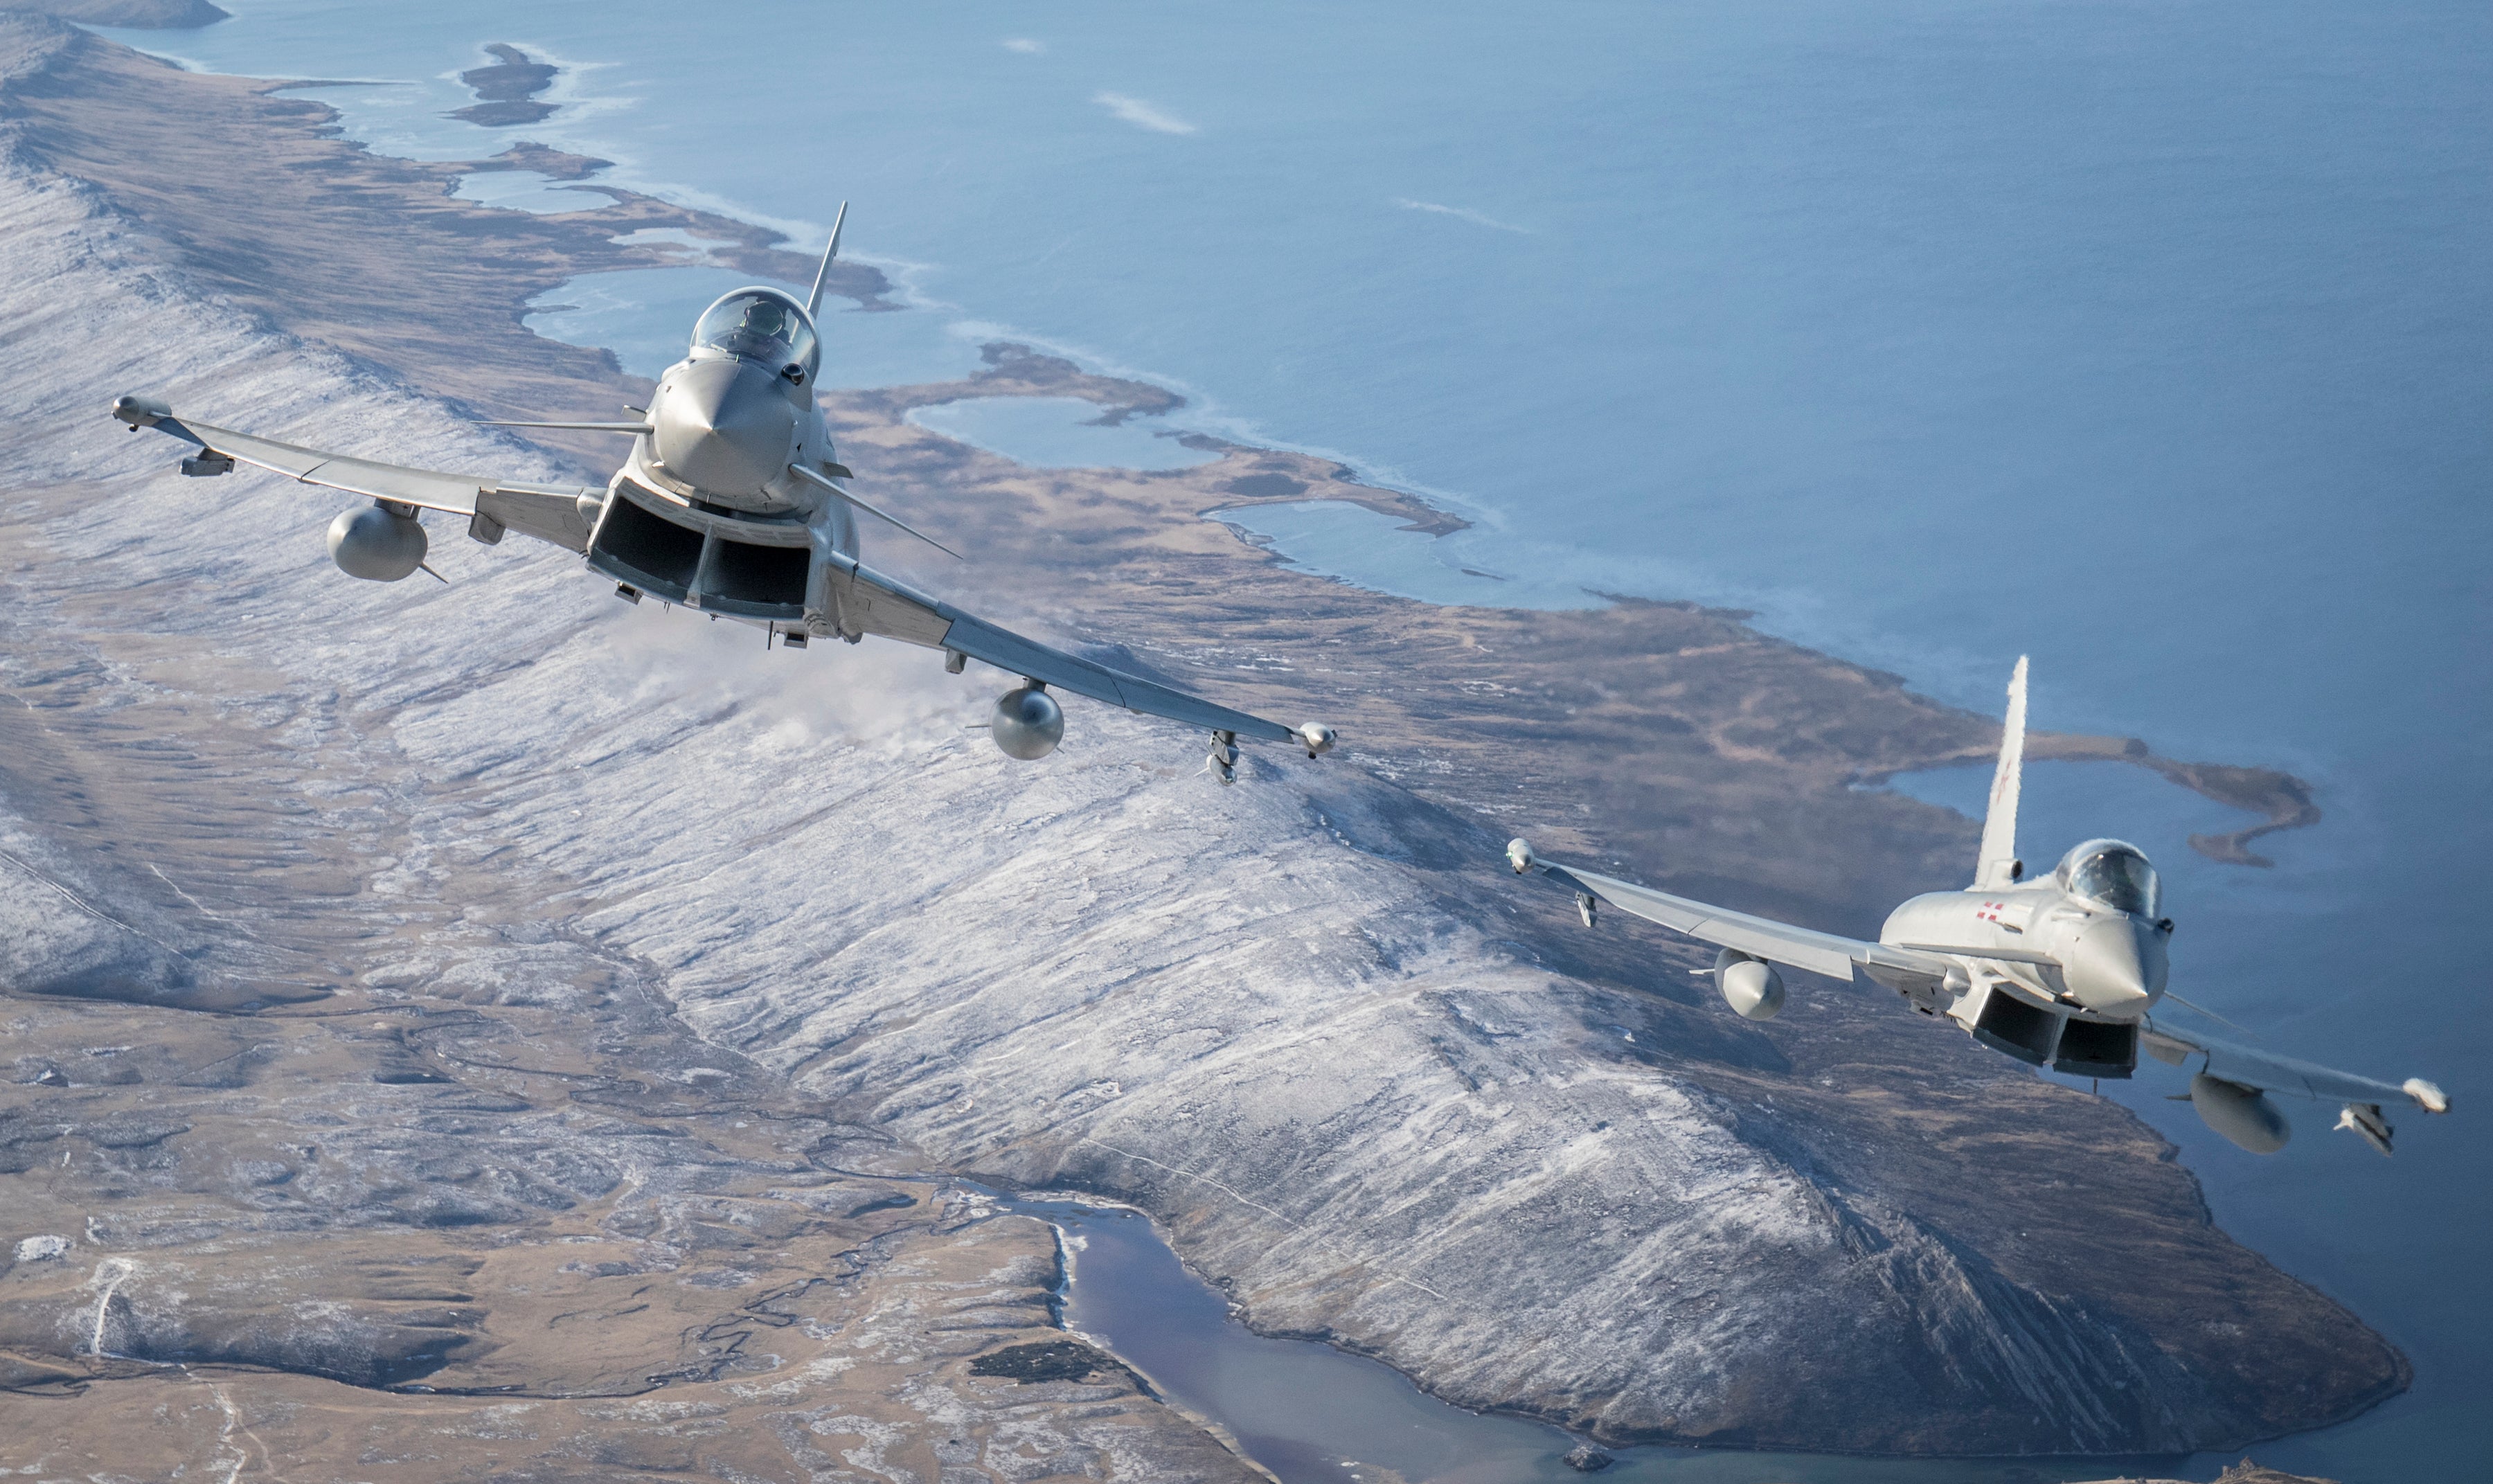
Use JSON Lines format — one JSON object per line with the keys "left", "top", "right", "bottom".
{"left": 700, "top": 537, "right": 809, "bottom": 620}
{"left": 2052, "top": 1018, "right": 2137, "bottom": 1079}
{"left": 589, "top": 487, "right": 701, "bottom": 602}
{"left": 1970, "top": 989, "right": 2060, "bottom": 1066}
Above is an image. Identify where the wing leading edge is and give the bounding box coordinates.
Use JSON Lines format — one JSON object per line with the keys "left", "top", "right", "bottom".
{"left": 111, "top": 397, "right": 1332, "bottom": 755}
{"left": 113, "top": 396, "right": 598, "bottom": 551}
{"left": 2144, "top": 1017, "right": 2448, "bottom": 1156}
{"left": 819, "top": 548, "right": 1313, "bottom": 747}
{"left": 2143, "top": 1020, "right": 2447, "bottom": 1111}
{"left": 1506, "top": 844, "right": 1947, "bottom": 985}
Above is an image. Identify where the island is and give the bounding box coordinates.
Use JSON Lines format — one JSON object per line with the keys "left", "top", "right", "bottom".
{"left": 446, "top": 42, "right": 560, "bottom": 127}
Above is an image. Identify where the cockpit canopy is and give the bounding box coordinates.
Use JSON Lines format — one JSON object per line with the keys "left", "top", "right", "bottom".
{"left": 2055, "top": 839, "right": 2161, "bottom": 918}
{"left": 692, "top": 289, "right": 819, "bottom": 380}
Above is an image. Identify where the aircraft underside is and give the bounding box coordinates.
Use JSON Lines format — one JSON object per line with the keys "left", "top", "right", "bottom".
{"left": 587, "top": 476, "right": 819, "bottom": 633}
{"left": 1875, "top": 965, "right": 2141, "bottom": 1079}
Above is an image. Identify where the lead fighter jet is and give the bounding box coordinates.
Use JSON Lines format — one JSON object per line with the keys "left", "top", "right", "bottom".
{"left": 1505, "top": 658, "right": 2449, "bottom": 1156}
{"left": 109, "top": 206, "right": 1335, "bottom": 782}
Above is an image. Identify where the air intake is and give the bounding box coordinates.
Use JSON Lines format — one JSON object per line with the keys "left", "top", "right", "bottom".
{"left": 589, "top": 489, "right": 702, "bottom": 601}
{"left": 1972, "top": 990, "right": 2060, "bottom": 1066}
{"left": 702, "top": 538, "right": 809, "bottom": 618}
{"left": 2052, "top": 1019, "right": 2138, "bottom": 1079}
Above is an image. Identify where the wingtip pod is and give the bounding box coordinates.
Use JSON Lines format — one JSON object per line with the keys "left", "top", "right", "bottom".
{"left": 2405, "top": 1078, "right": 2449, "bottom": 1114}
{"left": 1506, "top": 838, "right": 1536, "bottom": 875}
{"left": 111, "top": 393, "right": 170, "bottom": 429}
{"left": 1296, "top": 722, "right": 1337, "bottom": 758}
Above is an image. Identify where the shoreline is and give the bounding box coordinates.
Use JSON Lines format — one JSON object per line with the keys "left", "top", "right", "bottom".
{"left": 0, "top": 11, "right": 2410, "bottom": 1474}
{"left": 78, "top": 6, "right": 2333, "bottom": 863}
{"left": 65, "top": 10, "right": 2320, "bottom": 864}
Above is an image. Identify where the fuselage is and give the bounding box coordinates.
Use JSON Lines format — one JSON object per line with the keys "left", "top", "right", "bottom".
{"left": 582, "top": 287, "right": 859, "bottom": 629}
{"left": 1871, "top": 839, "right": 2173, "bottom": 1072}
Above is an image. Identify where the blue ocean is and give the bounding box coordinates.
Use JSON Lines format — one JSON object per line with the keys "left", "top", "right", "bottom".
{"left": 101, "top": 3, "right": 2492, "bottom": 1477}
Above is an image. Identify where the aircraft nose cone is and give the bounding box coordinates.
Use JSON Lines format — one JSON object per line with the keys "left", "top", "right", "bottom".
{"left": 2064, "top": 915, "right": 2167, "bottom": 1017}
{"left": 653, "top": 359, "right": 797, "bottom": 497}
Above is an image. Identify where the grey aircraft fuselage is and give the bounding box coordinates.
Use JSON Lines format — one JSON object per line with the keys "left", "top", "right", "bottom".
{"left": 645, "top": 319, "right": 855, "bottom": 539}
{"left": 581, "top": 284, "right": 864, "bottom": 627}
{"left": 1873, "top": 839, "right": 2172, "bottom": 1046}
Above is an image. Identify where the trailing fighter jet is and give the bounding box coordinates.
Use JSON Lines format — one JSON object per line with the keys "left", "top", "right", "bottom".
{"left": 109, "top": 206, "right": 1334, "bottom": 783}
{"left": 1503, "top": 658, "right": 2449, "bottom": 1155}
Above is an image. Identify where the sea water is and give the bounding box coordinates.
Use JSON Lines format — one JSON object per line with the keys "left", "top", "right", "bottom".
{"left": 1008, "top": 1192, "right": 2168, "bottom": 1484}
{"left": 94, "top": 3, "right": 2492, "bottom": 1478}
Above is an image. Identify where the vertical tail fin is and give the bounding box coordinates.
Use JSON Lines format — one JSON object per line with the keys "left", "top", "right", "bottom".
{"left": 1975, "top": 656, "right": 2028, "bottom": 888}
{"left": 805, "top": 201, "right": 850, "bottom": 318}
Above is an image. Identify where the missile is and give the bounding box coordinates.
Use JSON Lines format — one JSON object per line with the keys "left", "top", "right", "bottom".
{"left": 2336, "top": 1102, "right": 2395, "bottom": 1157}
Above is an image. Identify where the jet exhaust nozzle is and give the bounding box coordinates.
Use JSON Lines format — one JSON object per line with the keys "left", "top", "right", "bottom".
{"left": 991, "top": 685, "right": 1064, "bottom": 760}
{"left": 1715, "top": 948, "right": 1786, "bottom": 1021}
{"left": 2190, "top": 1072, "right": 2291, "bottom": 1154}
{"left": 328, "top": 503, "right": 429, "bottom": 582}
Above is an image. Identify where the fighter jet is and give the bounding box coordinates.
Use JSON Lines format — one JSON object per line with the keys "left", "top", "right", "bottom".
{"left": 109, "top": 206, "right": 1334, "bottom": 783}
{"left": 1503, "top": 658, "right": 2449, "bottom": 1156}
